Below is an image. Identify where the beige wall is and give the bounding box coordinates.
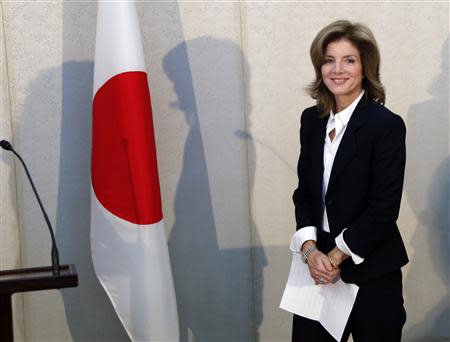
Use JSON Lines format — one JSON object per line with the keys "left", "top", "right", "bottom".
{"left": 0, "top": 2, "right": 448, "bottom": 341}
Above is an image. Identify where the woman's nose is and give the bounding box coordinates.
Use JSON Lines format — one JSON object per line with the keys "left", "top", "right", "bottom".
{"left": 334, "top": 61, "right": 344, "bottom": 73}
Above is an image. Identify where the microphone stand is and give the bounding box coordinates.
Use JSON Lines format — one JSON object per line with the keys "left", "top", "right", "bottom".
{"left": 0, "top": 140, "right": 60, "bottom": 274}
{"left": 0, "top": 139, "right": 77, "bottom": 342}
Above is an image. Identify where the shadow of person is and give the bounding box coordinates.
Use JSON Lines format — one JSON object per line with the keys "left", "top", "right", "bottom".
{"left": 163, "top": 37, "right": 267, "bottom": 341}
{"left": 403, "top": 37, "right": 449, "bottom": 340}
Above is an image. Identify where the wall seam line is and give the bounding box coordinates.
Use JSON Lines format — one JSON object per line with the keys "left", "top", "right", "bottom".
{"left": 237, "top": 1, "right": 258, "bottom": 340}
{"left": 448, "top": 3, "right": 450, "bottom": 338}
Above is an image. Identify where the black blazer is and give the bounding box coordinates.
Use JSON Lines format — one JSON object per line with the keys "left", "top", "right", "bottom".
{"left": 293, "top": 96, "right": 408, "bottom": 285}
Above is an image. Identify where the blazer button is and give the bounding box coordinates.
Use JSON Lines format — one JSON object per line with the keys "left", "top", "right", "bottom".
{"left": 327, "top": 200, "right": 333, "bottom": 206}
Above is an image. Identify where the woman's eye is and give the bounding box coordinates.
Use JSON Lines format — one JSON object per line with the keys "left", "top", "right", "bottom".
{"left": 324, "top": 59, "right": 334, "bottom": 64}
{"left": 346, "top": 59, "right": 355, "bottom": 64}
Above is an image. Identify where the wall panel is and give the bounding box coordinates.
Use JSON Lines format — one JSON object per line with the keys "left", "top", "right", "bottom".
{"left": 0, "top": 3, "right": 25, "bottom": 340}
{"left": 139, "top": 2, "right": 254, "bottom": 340}
{"left": 3, "top": 3, "right": 72, "bottom": 341}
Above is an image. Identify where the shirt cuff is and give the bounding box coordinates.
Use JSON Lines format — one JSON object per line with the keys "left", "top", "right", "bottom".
{"left": 335, "top": 228, "right": 364, "bottom": 264}
{"left": 290, "top": 226, "right": 317, "bottom": 253}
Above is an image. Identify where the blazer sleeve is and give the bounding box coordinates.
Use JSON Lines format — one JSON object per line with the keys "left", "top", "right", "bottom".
{"left": 292, "top": 109, "right": 315, "bottom": 230}
{"left": 343, "top": 114, "right": 406, "bottom": 257}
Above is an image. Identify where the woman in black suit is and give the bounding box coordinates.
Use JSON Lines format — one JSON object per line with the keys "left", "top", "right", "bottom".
{"left": 292, "top": 20, "right": 408, "bottom": 341}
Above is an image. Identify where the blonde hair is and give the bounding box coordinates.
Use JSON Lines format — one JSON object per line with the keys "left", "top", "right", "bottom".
{"left": 307, "top": 20, "right": 385, "bottom": 116}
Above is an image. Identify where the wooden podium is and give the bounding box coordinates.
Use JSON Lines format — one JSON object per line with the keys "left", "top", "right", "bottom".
{"left": 0, "top": 264, "right": 78, "bottom": 341}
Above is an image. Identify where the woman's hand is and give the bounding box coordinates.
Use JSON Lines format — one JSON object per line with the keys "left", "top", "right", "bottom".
{"left": 307, "top": 250, "right": 340, "bottom": 285}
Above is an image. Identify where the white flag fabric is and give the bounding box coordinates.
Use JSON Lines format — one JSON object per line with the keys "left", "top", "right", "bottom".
{"left": 91, "top": 2, "right": 179, "bottom": 341}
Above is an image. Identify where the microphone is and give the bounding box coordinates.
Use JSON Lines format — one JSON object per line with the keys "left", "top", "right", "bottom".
{"left": 1, "top": 139, "right": 60, "bottom": 275}
{"left": 0, "top": 140, "right": 12, "bottom": 151}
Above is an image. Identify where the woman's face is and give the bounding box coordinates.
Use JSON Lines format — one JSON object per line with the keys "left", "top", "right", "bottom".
{"left": 321, "top": 38, "right": 363, "bottom": 107}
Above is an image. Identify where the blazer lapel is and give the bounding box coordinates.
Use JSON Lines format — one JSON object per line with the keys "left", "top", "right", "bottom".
{"left": 326, "top": 98, "right": 369, "bottom": 196}
{"left": 311, "top": 115, "right": 327, "bottom": 202}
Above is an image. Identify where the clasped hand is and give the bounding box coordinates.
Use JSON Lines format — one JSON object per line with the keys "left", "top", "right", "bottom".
{"left": 307, "top": 250, "right": 340, "bottom": 285}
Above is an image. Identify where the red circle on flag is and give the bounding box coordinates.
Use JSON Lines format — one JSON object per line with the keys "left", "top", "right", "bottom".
{"left": 92, "top": 71, "right": 163, "bottom": 225}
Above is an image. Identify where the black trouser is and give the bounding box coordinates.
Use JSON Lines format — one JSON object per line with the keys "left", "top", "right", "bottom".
{"left": 292, "top": 270, "right": 406, "bottom": 342}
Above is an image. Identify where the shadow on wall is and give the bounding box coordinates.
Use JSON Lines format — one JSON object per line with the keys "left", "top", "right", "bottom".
{"left": 15, "top": 61, "right": 129, "bottom": 341}
{"left": 55, "top": 61, "right": 129, "bottom": 341}
{"left": 403, "top": 37, "right": 450, "bottom": 341}
{"left": 163, "top": 37, "right": 268, "bottom": 341}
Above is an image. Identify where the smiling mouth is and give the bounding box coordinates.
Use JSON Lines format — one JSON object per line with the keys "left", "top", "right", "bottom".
{"left": 331, "top": 78, "right": 349, "bottom": 85}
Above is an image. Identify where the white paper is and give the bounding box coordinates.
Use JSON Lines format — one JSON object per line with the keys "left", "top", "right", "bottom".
{"left": 280, "top": 253, "right": 359, "bottom": 341}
